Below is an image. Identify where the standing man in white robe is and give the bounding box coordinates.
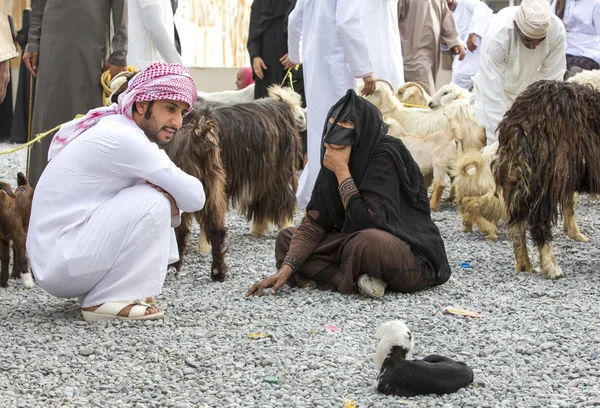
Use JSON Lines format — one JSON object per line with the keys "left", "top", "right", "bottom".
{"left": 361, "top": 0, "right": 404, "bottom": 89}
{"left": 471, "top": 0, "right": 566, "bottom": 146}
{"left": 27, "top": 63, "right": 203, "bottom": 321}
{"left": 446, "top": 0, "right": 492, "bottom": 90}
{"left": 128, "top": 0, "right": 184, "bottom": 71}
{"left": 552, "top": 0, "right": 600, "bottom": 72}
{"left": 282, "top": 0, "right": 376, "bottom": 208}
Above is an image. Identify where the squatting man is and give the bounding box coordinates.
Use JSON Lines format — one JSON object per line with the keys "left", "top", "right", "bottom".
{"left": 26, "top": 62, "right": 205, "bottom": 321}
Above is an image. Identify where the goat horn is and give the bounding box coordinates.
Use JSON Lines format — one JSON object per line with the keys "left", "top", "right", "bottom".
{"left": 414, "top": 81, "right": 431, "bottom": 95}
{"left": 375, "top": 79, "right": 395, "bottom": 93}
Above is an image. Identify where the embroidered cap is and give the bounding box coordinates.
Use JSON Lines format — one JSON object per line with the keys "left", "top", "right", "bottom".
{"left": 515, "top": 0, "right": 552, "bottom": 40}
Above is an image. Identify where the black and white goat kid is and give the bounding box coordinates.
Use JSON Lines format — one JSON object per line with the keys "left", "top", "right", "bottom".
{"left": 375, "top": 320, "right": 474, "bottom": 397}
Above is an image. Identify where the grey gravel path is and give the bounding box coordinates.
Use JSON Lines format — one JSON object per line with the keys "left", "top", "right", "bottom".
{"left": 1, "top": 141, "right": 599, "bottom": 408}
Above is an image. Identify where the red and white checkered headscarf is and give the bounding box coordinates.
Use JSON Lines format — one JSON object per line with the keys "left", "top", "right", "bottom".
{"left": 48, "top": 62, "right": 197, "bottom": 161}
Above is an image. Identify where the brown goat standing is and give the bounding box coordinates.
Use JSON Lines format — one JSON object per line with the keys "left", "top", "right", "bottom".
{"left": 494, "top": 80, "right": 600, "bottom": 279}
{"left": 0, "top": 173, "right": 34, "bottom": 288}
{"left": 164, "top": 114, "right": 229, "bottom": 281}
{"left": 194, "top": 86, "right": 304, "bottom": 237}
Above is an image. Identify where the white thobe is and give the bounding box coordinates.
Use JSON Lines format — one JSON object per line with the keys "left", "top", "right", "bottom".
{"left": 471, "top": 7, "right": 566, "bottom": 145}
{"left": 27, "top": 115, "right": 205, "bottom": 307}
{"left": 450, "top": 0, "right": 492, "bottom": 89}
{"left": 288, "top": 0, "right": 373, "bottom": 207}
{"left": 552, "top": 0, "right": 600, "bottom": 65}
{"left": 128, "top": 0, "right": 183, "bottom": 71}
{"left": 361, "top": 0, "right": 404, "bottom": 89}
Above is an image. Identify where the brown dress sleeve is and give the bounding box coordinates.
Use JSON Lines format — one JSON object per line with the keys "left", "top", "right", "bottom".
{"left": 282, "top": 211, "right": 326, "bottom": 272}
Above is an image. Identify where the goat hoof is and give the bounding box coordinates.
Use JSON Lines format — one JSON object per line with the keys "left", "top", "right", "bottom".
{"left": 462, "top": 225, "right": 473, "bottom": 233}
{"left": 515, "top": 261, "right": 534, "bottom": 273}
{"left": 542, "top": 264, "right": 564, "bottom": 280}
{"left": 570, "top": 233, "right": 589, "bottom": 243}
{"left": 22, "top": 273, "right": 34, "bottom": 289}
{"left": 484, "top": 234, "right": 498, "bottom": 242}
{"left": 211, "top": 268, "right": 226, "bottom": 282}
{"left": 0, "top": 282, "right": 7, "bottom": 288}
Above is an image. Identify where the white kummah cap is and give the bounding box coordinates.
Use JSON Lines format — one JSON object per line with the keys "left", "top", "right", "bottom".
{"left": 515, "top": 0, "right": 552, "bottom": 39}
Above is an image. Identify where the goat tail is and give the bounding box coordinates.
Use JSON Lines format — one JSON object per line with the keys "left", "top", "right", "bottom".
{"left": 453, "top": 151, "right": 483, "bottom": 179}
{"left": 17, "top": 172, "right": 28, "bottom": 187}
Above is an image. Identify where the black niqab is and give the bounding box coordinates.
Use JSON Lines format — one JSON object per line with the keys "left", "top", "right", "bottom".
{"left": 307, "top": 90, "right": 450, "bottom": 283}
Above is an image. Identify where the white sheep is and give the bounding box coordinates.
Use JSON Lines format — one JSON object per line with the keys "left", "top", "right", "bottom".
{"left": 428, "top": 83, "right": 472, "bottom": 109}
{"left": 567, "top": 69, "right": 600, "bottom": 90}
{"left": 361, "top": 81, "right": 485, "bottom": 153}
{"left": 197, "top": 83, "right": 255, "bottom": 104}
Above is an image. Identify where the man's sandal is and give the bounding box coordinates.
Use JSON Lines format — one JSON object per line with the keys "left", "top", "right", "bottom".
{"left": 81, "top": 300, "right": 164, "bottom": 321}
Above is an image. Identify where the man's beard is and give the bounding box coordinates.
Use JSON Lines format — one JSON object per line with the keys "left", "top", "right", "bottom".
{"left": 140, "top": 103, "right": 170, "bottom": 146}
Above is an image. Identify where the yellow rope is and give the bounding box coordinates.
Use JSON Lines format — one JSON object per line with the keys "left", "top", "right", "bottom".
{"left": 402, "top": 102, "right": 430, "bottom": 109}
{"left": 0, "top": 114, "right": 84, "bottom": 155}
{"left": 280, "top": 65, "right": 300, "bottom": 92}
{"left": 101, "top": 66, "right": 138, "bottom": 105}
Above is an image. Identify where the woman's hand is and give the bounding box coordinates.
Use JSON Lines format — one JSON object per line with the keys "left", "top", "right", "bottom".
{"left": 252, "top": 57, "right": 267, "bottom": 80}
{"left": 324, "top": 143, "right": 352, "bottom": 182}
{"left": 246, "top": 265, "right": 294, "bottom": 297}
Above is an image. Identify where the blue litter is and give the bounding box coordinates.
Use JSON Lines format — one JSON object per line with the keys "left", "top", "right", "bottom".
{"left": 460, "top": 262, "right": 471, "bottom": 269}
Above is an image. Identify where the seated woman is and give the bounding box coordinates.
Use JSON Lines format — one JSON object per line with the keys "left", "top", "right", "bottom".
{"left": 236, "top": 67, "right": 255, "bottom": 90}
{"left": 247, "top": 90, "right": 451, "bottom": 299}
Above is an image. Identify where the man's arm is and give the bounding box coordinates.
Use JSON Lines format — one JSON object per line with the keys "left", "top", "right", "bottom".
{"left": 138, "top": 0, "right": 183, "bottom": 65}
{"left": 0, "top": 1, "right": 18, "bottom": 103}
{"left": 336, "top": 0, "right": 373, "bottom": 79}
{"left": 111, "top": 135, "right": 206, "bottom": 213}
{"left": 467, "top": 0, "right": 493, "bottom": 39}
{"left": 287, "top": 0, "right": 304, "bottom": 64}
{"left": 475, "top": 39, "right": 511, "bottom": 143}
{"left": 440, "top": 0, "right": 463, "bottom": 48}
{"left": 538, "top": 22, "right": 566, "bottom": 81}
{"left": 108, "top": 0, "right": 128, "bottom": 67}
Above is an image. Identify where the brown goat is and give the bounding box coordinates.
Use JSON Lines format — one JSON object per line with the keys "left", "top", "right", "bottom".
{"left": 164, "top": 114, "right": 229, "bottom": 281}
{"left": 0, "top": 172, "right": 34, "bottom": 288}
{"left": 194, "top": 87, "right": 304, "bottom": 236}
{"left": 494, "top": 80, "right": 600, "bottom": 279}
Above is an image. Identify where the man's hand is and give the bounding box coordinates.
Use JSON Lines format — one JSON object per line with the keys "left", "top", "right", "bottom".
{"left": 451, "top": 45, "right": 467, "bottom": 61}
{"left": 246, "top": 265, "right": 294, "bottom": 297}
{"left": 360, "top": 75, "right": 376, "bottom": 97}
{"left": 252, "top": 57, "right": 267, "bottom": 80}
{"left": 279, "top": 54, "right": 299, "bottom": 69}
{"left": 147, "top": 182, "right": 179, "bottom": 215}
{"left": 23, "top": 51, "right": 38, "bottom": 77}
{"left": 0, "top": 60, "right": 10, "bottom": 104}
{"left": 466, "top": 34, "right": 478, "bottom": 53}
{"left": 104, "top": 62, "right": 127, "bottom": 78}
{"left": 323, "top": 143, "right": 351, "bottom": 175}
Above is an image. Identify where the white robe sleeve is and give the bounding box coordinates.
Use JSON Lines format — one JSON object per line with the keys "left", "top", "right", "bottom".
{"left": 476, "top": 39, "right": 513, "bottom": 143}
{"left": 468, "top": 0, "right": 493, "bottom": 38}
{"left": 138, "top": 0, "right": 183, "bottom": 65}
{"left": 110, "top": 135, "right": 206, "bottom": 213}
{"left": 287, "top": 0, "right": 304, "bottom": 64}
{"left": 336, "top": 0, "right": 373, "bottom": 78}
{"left": 538, "top": 24, "right": 567, "bottom": 81}
{"left": 594, "top": 2, "right": 600, "bottom": 37}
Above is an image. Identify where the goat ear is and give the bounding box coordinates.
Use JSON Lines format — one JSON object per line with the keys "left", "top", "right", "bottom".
{"left": 440, "top": 92, "right": 458, "bottom": 105}
{"left": 401, "top": 87, "right": 415, "bottom": 101}
{"left": 192, "top": 114, "right": 207, "bottom": 137}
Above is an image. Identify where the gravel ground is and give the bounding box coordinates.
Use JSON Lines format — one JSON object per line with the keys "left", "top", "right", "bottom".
{"left": 1, "top": 141, "right": 600, "bottom": 408}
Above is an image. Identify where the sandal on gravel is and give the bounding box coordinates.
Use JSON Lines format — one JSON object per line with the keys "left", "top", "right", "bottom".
{"left": 81, "top": 300, "right": 164, "bottom": 321}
